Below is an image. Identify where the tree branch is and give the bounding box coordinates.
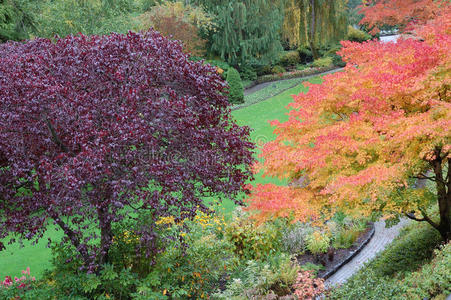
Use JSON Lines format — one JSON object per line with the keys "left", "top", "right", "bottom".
{"left": 45, "top": 119, "right": 68, "bottom": 153}
{"left": 405, "top": 209, "right": 440, "bottom": 230}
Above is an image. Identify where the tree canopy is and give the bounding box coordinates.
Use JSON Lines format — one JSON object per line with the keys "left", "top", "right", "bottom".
{"left": 248, "top": 2, "right": 451, "bottom": 239}
{"left": 0, "top": 31, "right": 254, "bottom": 269}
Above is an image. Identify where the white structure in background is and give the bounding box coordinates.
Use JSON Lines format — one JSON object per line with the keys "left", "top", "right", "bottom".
{"left": 380, "top": 34, "right": 400, "bottom": 43}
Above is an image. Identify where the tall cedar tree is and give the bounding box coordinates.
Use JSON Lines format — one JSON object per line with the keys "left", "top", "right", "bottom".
{"left": 194, "top": 0, "right": 284, "bottom": 66}
{"left": 248, "top": 3, "right": 451, "bottom": 240}
{"left": 0, "top": 31, "right": 254, "bottom": 270}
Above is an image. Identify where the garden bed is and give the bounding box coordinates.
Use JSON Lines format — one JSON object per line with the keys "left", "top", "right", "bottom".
{"left": 297, "top": 223, "right": 375, "bottom": 279}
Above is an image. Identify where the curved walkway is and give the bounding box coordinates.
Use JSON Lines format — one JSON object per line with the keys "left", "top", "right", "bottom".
{"left": 243, "top": 68, "right": 344, "bottom": 96}
{"left": 326, "top": 219, "right": 410, "bottom": 287}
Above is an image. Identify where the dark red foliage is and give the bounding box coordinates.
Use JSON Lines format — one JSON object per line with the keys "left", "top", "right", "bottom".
{"left": 0, "top": 31, "right": 254, "bottom": 269}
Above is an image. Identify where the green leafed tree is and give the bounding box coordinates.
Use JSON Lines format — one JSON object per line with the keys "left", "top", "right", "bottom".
{"left": 298, "top": 0, "right": 348, "bottom": 59}
{"left": 195, "top": 0, "right": 284, "bottom": 67}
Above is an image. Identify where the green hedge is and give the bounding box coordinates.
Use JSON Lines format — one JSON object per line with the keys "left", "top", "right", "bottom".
{"left": 279, "top": 51, "right": 300, "bottom": 67}
{"left": 256, "top": 65, "right": 338, "bottom": 84}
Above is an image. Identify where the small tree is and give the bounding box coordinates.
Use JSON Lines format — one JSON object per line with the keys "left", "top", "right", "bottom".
{"left": 0, "top": 31, "right": 254, "bottom": 270}
{"left": 226, "top": 67, "right": 244, "bottom": 104}
{"left": 139, "top": 1, "right": 214, "bottom": 56}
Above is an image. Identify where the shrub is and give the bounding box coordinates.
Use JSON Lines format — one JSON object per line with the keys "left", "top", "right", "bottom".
{"left": 207, "top": 59, "right": 232, "bottom": 79}
{"left": 226, "top": 67, "right": 244, "bottom": 104}
{"left": 346, "top": 25, "right": 372, "bottom": 42}
{"left": 239, "top": 65, "right": 257, "bottom": 81}
{"left": 370, "top": 222, "right": 442, "bottom": 277}
{"left": 212, "top": 253, "right": 299, "bottom": 299}
{"left": 401, "top": 242, "right": 451, "bottom": 298}
{"left": 329, "top": 222, "right": 447, "bottom": 300}
{"left": 139, "top": 1, "right": 215, "bottom": 55}
{"left": 312, "top": 56, "right": 333, "bottom": 68}
{"left": 0, "top": 31, "right": 254, "bottom": 270}
{"left": 279, "top": 50, "right": 300, "bottom": 67}
{"left": 332, "top": 227, "right": 361, "bottom": 249}
{"left": 298, "top": 46, "right": 313, "bottom": 63}
{"left": 136, "top": 225, "right": 237, "bottom": 298}
{"left": 306, "top": 231, "right": 330, "bottom": 255}
{"left": 256, "top": 64, "right": 274, "bottom": 76}
{"left": 282, "top": 222, "right": 314, "bottom": 254}
{"left": 224, "top": 210, "right": 284, "bottom": 260}
{"left": 293, "top": 271, "right": 325, "bottom": 300}
{"left": 271, "top": 65, "right": 286, "bottom": 74}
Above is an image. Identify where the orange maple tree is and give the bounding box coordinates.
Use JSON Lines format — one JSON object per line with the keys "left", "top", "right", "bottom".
{"left": 248, "top": 4, "right": 451, "bottom": 239}
{"left": 359, "top": 0, "right": 444, "bottom": 34}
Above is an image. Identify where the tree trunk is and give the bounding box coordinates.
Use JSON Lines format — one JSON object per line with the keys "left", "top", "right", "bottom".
{"left": 309, "top": 0, "right": 320, "bottom": 59}
{"left": 434, "top": 158, "right": 451, "bottom": 241}
{"left": 98, "top": 206, "right": 113, "bottom": 266}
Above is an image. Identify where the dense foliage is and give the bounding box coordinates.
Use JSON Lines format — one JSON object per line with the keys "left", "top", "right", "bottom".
{"left": 248, "top": 4, "right": 451, "bottom": 239}
{"left": 359, "top": 0, "right": 444, "bottom": 34}
{"left": 32, "top": 0, "right": 140, "bottom": 38}
{"left": 0, "top": 31, "right": 254, "bottom": 270}
{"left": 0, "top": 0, "right": 33, "bottom": 41}
{"left": 328, "top": 222, "right": 451, "bottom": 299}
{"left": 139, "top": 1, "right": 214, "bottom": 56}
{"left": 194, "top": 0, "right": 284, "bottom": 66}
{"left": 226, "top": 67, "right": 244, "bottom": 104}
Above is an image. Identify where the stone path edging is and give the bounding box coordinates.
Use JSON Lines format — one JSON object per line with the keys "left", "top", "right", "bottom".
{"left": 326, "top": 219, "right": 410, "bottom": 287}
{"left": 320, "top": 223, "right": 375, "bottom": 280}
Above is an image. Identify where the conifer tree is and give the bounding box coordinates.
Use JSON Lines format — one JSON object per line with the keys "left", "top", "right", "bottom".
{"left": 226, "top": 67, "right": 244, "bottom": 104}
{"left": 0, "top": 0, "right": 34, "bottom": 42}
{"left": 194, "top": 0, "right": 284, "bottom": 66}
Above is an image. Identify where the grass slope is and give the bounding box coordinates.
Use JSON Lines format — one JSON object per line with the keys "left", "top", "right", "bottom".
{"left": 0, "top": 77, "right": 323, "bottom": 280}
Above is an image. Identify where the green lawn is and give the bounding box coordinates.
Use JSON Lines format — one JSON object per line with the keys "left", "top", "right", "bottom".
{"left": 0, "top": 77, "right": 323, "bottom": 280}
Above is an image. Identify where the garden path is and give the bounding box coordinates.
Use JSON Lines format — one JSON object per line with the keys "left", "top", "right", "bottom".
{"left": 325, "top": 219, "right": 410, "bottom": 287}
{"left": 243, "top": 68, "right": 343, "bottom": 96}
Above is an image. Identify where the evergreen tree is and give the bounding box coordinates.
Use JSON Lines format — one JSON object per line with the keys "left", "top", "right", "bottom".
{"left": 0, "top": 0, "right": 34, "bottom": 42}
{"left": 226, "top": 67, "right": 244, "bottom": 104}
{"left": 194, "top": 0, "right": 284, "bottom": 67}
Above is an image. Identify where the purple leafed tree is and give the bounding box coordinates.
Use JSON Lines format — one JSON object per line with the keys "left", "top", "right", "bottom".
{"left": 0, "top": 31, "right": 254, "bottom": 270}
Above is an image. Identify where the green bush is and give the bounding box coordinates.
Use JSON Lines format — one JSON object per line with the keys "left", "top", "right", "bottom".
{"left": 306, "top": 231, "right": 330, "bottom": 255}
{"left": 239, "top": 65, "right": 257, "bottom": 81}
{"left": 271, "top": 65, "right": 286, "bottom": 74}
{"left": 330, "top": 53, "right": 346, "bottom": 67}
{"left": 279, "top": 50, "right": 300, "bottom": 67}
{"left": 207, "top": 59, "right": 231, "bottom": 79}
{"left": 400, "top": 242, "right": 451, "bottom": 298}
{"left": 298, "top": 46, "right": 313, "bottom": 63}
{"left": 224, "top": 210, "right": 285, "bottom": 260}
{"left": 328, "top": 239, "right": 451, "bottom": 300}
{"left": 370, "top": 223, "right": 442, "bottom": 277}
{"left": 312, "top": 57, "right": 333, "bottom": 68}
{"left": 346, "top": 26, "right": 372, "bottom": 42}
{"left": 329, "top": 220, "right": 446, "bottom": 300}
{"left": 226, "top": 67, "right": 244, "bottom": 104}
{"left": 282, "top": 222, "right": 314, "bottom": 254}
{"left": 212, "top": 253, "right": 299, "bottom": 299}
